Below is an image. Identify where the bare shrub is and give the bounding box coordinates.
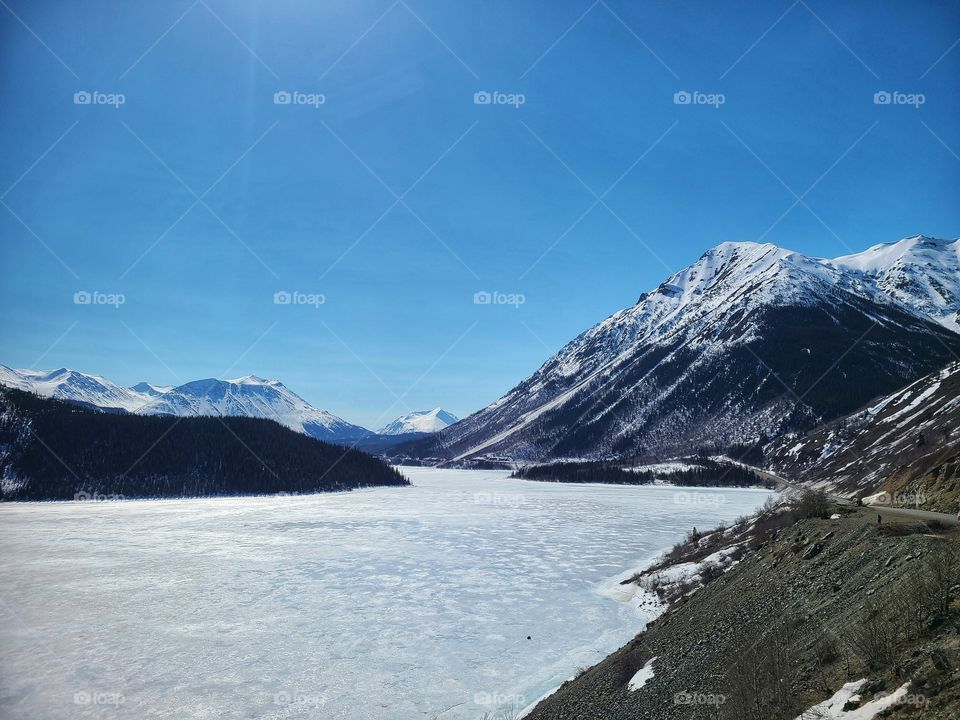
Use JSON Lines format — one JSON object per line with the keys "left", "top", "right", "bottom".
{"left": 699, "top": 560, "right": 725, "bottom": 584}
{"left": 794, "top": 489, "right": 830, "bottom": 519}
{"left": 847, "top": 599, "right": 899, "bottom": 670}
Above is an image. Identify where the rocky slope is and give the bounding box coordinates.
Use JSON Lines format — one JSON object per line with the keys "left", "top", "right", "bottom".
{"left": 525, "top": 504, "right": 960, "bottom": 720}
{"left": 768, "top": 361, "right": 960, "bottom": 513}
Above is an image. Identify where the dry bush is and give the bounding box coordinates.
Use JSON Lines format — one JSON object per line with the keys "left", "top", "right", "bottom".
{"left": 847, "top": 598, "right": 900, "bottom": 670}
{"left": 699, "top": 560, "right": 725, "bottom": 584}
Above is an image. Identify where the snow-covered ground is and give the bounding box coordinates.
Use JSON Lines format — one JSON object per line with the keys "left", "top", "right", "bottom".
{"left": 0, "top": 468, "right": 774, "bottom": 719}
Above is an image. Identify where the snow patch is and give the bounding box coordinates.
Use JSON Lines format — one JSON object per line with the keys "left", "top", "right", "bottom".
{"left": 793, "top": 679, "right": 911, "bottom": 720}
{"left": 627, "top": 657, "right": 657, "bottom": 691}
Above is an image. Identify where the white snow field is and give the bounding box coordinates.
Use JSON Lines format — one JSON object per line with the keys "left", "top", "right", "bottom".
{"left": 0, "top": 468, "right": 774, "bottom": 720}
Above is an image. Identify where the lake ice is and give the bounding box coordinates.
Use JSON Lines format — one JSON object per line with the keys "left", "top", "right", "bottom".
{"left": 0, "top": 468, "right": 774, "bottom": 719}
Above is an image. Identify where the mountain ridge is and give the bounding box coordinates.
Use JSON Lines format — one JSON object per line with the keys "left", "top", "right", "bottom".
{"left": 406, "top": 234, "right": 960, "bottom": 463}
{"left": 0, "top": 365, "right": 371, "bottom": 444}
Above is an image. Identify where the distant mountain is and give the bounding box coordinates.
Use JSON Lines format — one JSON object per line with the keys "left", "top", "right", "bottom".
{"left": 136, "top": 376, "right": 371, "bottom": 442}
{"left": 378, "top": 408, "right": 458, "bottom": 435}
{"left": 0, "top": 366, "right": 371, "bottom": 443}
{"left": 0, "top": 364, "right": 150, "bottom": 412}
{"left": 0, "top": 387, "right": 408, "bottom": 501}
{"left": 130, "top": 381, "right": 174, "bottom": 398}
{"left": 407, "top": 235, "right": 960, "bottom": 463}
{"left": 767, "top": 360, "right": 960, "bottom": 512}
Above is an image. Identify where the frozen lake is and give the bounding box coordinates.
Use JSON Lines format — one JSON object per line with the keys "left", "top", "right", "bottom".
{"left": 0, "top": 468, "right": 774, "bottom": 719}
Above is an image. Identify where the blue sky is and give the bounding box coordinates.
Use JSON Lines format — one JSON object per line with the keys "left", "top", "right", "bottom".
{"left": 1, "top": 0, "right": 958, "bottom": 429}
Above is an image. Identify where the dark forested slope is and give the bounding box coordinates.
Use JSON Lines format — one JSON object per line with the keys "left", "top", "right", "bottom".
{"left": 0, "top": 387, "right": 408, "bottom": 500}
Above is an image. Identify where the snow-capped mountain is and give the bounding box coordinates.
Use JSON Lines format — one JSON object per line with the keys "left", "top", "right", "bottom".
{"left": 130, "top": 381, "right": 174, "bottom": 398}
{"left": 831, "top": 235, "right": 960, "bottom": 332}
{"left": 137, "top": 376, "right": 371, "bottom": 442}
{"left": 0, "top": 366, "right": 370, "bottom": 443}
{"left": 767, "top": 360, "right": 960, "bottom": 512}
{"left": 378, "top": 408, "right": 459, "bottom": 435}
{"left": 411, "top": 235, "right": 960, "bottom": 462}
{"left": 0, "top": 365, "right": 152, "bottom": 412}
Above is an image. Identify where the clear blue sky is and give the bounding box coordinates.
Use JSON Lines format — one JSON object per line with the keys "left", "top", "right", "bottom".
{"left": 1, "top": 0, "right": 958, "bottom": 429}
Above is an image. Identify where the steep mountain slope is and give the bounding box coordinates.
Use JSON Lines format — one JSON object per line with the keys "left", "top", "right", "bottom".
{"left": 411, "top": 236, "right": 960, "bottom": 462}
{"left": 136, "top": 376, "right": 371, "bottom": 442}
{"left": 0, "top": 367, "right": 370, "bottom": 443}
{"left": 767, "top": 361, "right": 960, "bottom": 512}
{"left": 378, "top": 408, "right": 458, "bottom": 435}
{"left": 0, "top": 365, "right": 151, "bottom": 412}
{"left": 0, "top": 387, "right": 407, "bottom": 500}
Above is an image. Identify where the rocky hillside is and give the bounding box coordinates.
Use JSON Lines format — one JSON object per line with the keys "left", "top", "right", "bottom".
{"left": 525, "top": 502, "right": 960, "bottom": 720}
{"left": 410, "top": 236, "right": 960, "bottom": 463}
{"left": 768, "top": 361, "right": 960, "bottom": 513}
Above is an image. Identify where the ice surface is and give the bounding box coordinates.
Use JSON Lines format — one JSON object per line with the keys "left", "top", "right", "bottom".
{"left": 0, "top": 468, "right": 774, "bottom": 719}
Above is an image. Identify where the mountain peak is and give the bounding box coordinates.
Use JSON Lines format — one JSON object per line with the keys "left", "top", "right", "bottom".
{"left": 415, "top": 233, "right": 960, "bottom": 463}
{"left": 378, "top": 408, "right": 459, "bottom": 435}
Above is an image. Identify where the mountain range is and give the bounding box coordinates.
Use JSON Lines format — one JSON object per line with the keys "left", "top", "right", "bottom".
{"left": 404, "top": 235, "right": 960, "bottom": 463}
{"left": 0, "top": 365, "right": 455, "bottom": 445}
